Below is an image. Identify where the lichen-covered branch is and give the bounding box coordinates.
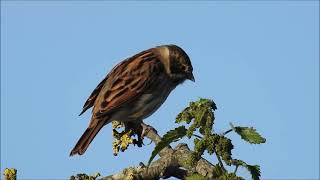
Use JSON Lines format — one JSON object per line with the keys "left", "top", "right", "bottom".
{"left": 71, "top": 98, "right": 265, "bottom": 180}
{"left": 98, "top": 126, "right": 224, "bottom": 180}
{"left": 3, "top": 168, "right": 17, "bottom": 180}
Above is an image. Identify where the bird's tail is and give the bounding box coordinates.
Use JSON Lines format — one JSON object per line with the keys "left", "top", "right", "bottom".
{"left": 70, "top": 120, "right": 105, "bottom": 156}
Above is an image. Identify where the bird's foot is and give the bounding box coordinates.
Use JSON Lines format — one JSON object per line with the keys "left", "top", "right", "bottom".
{"left": 141, "top": 122, "right": 157, "bottom": 139}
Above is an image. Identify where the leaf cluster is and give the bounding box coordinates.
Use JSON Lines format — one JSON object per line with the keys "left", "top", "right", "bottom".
{"left": 149, "top": 98, "right": 266, "bottom": 180}
{"left": 176, "top": 98, "right": 216, "bottom": 137}
{"left": 231, "top": 159, "right": 261, "bottom": 180}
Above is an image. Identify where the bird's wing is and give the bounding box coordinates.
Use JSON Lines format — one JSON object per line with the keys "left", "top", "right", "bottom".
{"left": 79, "top": 76, "right": 109, "bottom": 116}
{"left": 78, "top": 57, "right": 132, "bottom": 116}
{"left": 91, "top": 49, "right": 163, "bottom": 119}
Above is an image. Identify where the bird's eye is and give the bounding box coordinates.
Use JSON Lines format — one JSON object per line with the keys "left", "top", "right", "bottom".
{"left": 182, "top": 65, "right": 188, "bottom": 72}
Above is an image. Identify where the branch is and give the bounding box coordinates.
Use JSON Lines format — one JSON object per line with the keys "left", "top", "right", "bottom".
{"left": 98, "top": 125, "right": 223, "bottom": 180}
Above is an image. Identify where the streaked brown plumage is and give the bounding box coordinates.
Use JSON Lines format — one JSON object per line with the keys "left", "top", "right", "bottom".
{"left": 70, "top": 44, "right": 194, "bottom": 156}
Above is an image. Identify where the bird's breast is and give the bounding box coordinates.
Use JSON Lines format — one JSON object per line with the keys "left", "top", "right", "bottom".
{"left": 129, "top": 81, "right": 175, "bottom": 120}
{"left": 109, "top": 74, "right": 177, "bottom": 123}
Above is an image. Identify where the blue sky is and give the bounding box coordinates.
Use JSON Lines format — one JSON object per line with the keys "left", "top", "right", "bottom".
{"left": 1, "top": 1, "right": 319, "bottom": 179}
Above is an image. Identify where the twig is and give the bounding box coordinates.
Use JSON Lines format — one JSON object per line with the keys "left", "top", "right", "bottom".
{"left": 192, "top": 134, "right": 203, "bottom": 139}
{"left": 234, "top": 165, "right": 239, "bottom": 174}
{"left": 213, "top": 149, "right": 226, "bottom": 173}
{"left": 222, "top": 129, "right": 233, "bottom": 136}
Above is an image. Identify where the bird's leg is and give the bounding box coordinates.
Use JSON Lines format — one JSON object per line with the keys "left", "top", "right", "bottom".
{"left": 123, "top": 121, "right": 156, "bottom": 144}
{"left": 140, "top": 122, "right": 157, "bottom": 139}
{"left": 123, "top": 122, "right": 131, "bottom": 132}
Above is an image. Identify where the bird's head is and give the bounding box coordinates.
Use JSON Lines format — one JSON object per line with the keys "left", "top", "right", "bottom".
{"left": 157, "top": 44, "right": 194, "bottom": 84}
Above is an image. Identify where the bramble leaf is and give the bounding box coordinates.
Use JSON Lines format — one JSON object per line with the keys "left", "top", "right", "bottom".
{"left": 148, "top": 126, "right": 187, "bottom": 165}
{"left": 230, "top": 123, "right": 266, "bottom": 144}
{"left": 215, "top": 135, "right": 233, "bottom": 165}
{"left": 176, "top": 98, "right": 216, "bottom": 137}
{"left": 246, "top": 165, "right": 261, "bottom": 180}
{"left": 232, "top": 159, "right": 261, "bottom": 180}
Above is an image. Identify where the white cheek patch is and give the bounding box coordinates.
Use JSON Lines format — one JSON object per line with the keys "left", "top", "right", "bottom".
{"left": 158, "top": 46, "right": 171, "bottom": 74}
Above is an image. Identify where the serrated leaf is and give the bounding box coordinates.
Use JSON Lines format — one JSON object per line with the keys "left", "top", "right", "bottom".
{"left": 232, "top": 159, "right": 261, "bottom": 180}
{"left": 215, "top": 135, "right": 233, "bottom": 165}
{"left": 231, "top": 159, "right": 246, "bottom": 166}
{"left": 147, "top": 126, "right": 187, "bottom": 165}
{"left": 230, "top": 124, "right": 266, "bottom": 144}
{"left": 175, "top": 107, "right": 193, "bottom": 124}
{"left": 246, "top": 165, "right": 261, "bottom": 180}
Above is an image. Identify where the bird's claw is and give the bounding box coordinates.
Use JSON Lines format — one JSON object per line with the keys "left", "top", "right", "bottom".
{"left": 141, "top": 123, "right": 157, "bottom": 139}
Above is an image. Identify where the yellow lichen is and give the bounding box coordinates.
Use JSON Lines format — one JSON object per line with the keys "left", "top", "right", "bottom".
{"left": 112, "top": 128, "right": 134, "bottom": 155}
{"left": 112, "top": 121, "right": 144, "bottom": 155}
{"left": 112, "top": 120, "right": 125, "bottom": 129}
{"left": 3, "top": 168, "right": 17, "bottom": 180}
{"left": 123, "top": 167, "right": 136, "bottom": 180}
{"left": 120, "top": 130, "right": 134, "bottom": 150}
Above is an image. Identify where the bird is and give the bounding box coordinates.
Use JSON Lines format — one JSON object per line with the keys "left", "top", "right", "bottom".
{"left": 70, "top": 44, "right": 194, "bottom": 156}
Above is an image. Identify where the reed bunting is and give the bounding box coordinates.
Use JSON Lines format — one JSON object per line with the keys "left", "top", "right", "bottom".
{"left": 70, "top": 44, "right": 194, "bottom": 156}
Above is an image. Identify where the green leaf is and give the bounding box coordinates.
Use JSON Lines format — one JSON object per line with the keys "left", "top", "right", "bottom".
{"left": 197, "top": 98, "right": 217, "bottom": 110}
{"left": 230, "top": 123, "right": 266, "bottom": 144}
{"left": 147, "top": 126, "right": 187, "bottom": 165}
{"left": 175, "top": 107, "right": 193, "bottom": 124}
{"left": 215, "top": 135, "right": 234, "bottom": 165}
{"left": 232, "top": 159, "right": 261, "bottom": 180}
{"left": 185, "top": 173, "right": 208, "bottom": 180}
{"left": 246, "top": 165, "right": 261, "bottom": 180}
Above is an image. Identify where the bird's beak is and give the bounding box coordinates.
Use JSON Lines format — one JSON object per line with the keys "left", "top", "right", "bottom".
{"left": 187, "top": 73, "right": 195, "bottom": 82}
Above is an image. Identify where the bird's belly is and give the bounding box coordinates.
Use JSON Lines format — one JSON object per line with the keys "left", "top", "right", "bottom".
{"left": 129, "top": 91, "right": 170, "bottom": 120}
{"left": 109, "top": 74, "right": 176, "bottom": 123}
{"left": 109, "top": 92, "right": 170, "bottom": 123}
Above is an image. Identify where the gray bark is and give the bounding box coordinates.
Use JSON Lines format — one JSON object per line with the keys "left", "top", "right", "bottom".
{"left": 100, "top": 126, "right": 220, "bottom": 180}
